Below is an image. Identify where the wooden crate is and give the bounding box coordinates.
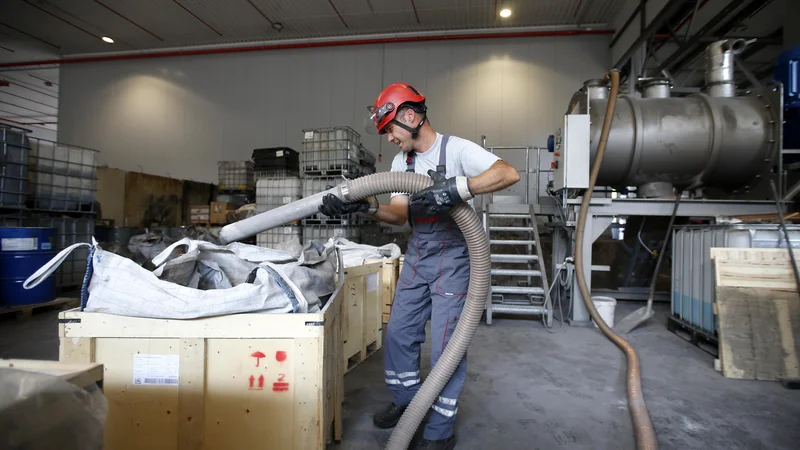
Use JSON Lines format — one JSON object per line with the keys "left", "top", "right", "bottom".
{"left": 366, "top": 258, "right": 400, "bottom": 325}
{"left": 342, "top": 262, "right": 384, "bottom": 373}
{"left": 58, "top": 286, "right": 344, "bottom": 450}
{"left": 0, "top": 359, "right": 103, "bottom": 390}
{"left": 711, "top": 247, "right": 799, "bottom": 381}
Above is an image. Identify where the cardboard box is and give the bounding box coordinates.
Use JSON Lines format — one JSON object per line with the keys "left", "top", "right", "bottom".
{"left": 190, "top": 205, "right": 210, "bottom": 222}
{"left": 210, "top": 202, "right": 237, "bottom": 224}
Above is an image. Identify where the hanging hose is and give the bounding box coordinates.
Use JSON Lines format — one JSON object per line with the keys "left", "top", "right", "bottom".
{"left": 219, "top": 172, "right": 491, "bottom": 450}
{"left": 344, "top": 173, "right": 490, "bottom": 450}
{"left": 573, "top": 70, "right": 658, "bottom": 450}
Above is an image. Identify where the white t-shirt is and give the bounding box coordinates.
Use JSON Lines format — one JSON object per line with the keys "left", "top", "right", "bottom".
{"left": 390, "top": 133, "right": 501, "bottom": 198}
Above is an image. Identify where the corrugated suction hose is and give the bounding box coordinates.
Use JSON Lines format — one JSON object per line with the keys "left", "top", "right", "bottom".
{"left": 574, "top": 69, "right": 658, "bottom": 449}
{"left": 344, "top": 173, "right": 490, "bottom": 450}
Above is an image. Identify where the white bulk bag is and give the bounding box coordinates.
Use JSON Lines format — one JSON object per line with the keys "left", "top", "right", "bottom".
{"left": 24, "top": 238, "right": 338, "bottom": 320}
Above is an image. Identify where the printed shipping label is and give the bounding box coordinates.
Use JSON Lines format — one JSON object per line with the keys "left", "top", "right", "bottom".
{"left": 1, "top": 237, "right": 37, "bottom": 251}
{"left": 276, "top": 150, "right": 284, "bottom": 157}
{"left": 283, "top": 227, "right": 292, "bottom": 234}
{"left": 132, "top": 354, "right": 179, "bottom": 386}
{"left": 282, "top": 196, "right": 291, "bottom": 204}
{"left": 304, "top": 131, "right": 314, "bottom": 140}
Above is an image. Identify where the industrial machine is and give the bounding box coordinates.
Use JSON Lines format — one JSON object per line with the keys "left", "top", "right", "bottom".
{"left": 547, "top": 39, "right": 786, "bottom": 326}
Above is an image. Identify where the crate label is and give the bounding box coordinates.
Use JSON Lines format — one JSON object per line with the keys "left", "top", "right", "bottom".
{"left": 283, "top": 227, "right": 292, "bottom": 234}
{"left": 276, "top": 150, "right": 284, "bottom": 157}
{"left": 1, "top": 237, "right": 37, "bottom": 251}
{"left": 282, "top": 196, "right": 292, "bottom": 204}
{"left": 367, "top": 273, "right": 378, "bottom": 293}
{"left": 41, "top": 242, "right": 52, "bottom": 250}
{"left": 132, "top": 354, "right": 179, "bottom": 386}
{"left": 304, "top": 131, "right": 314, "bottom": 140}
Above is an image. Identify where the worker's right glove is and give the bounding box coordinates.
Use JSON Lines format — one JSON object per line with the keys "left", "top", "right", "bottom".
{"left": 318, "top": 194, "right": 378, "bottom": 217}
{"left": 410, "top": 170, "right": 474, "bottom": 215}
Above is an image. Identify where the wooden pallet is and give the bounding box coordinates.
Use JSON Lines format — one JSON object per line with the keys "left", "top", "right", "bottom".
{"left": 346, "top": 339, "right": 380, "bottom": 374}
{"left": 667, "top": 315, "right": 719, "bottom": 356}
{"left": 0, "top": 297, "right": 79, "bottom": 319}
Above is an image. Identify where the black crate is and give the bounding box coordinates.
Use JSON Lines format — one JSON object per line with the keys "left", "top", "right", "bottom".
{"left": 253, "top": 147, "right": 300, "bottom": 172}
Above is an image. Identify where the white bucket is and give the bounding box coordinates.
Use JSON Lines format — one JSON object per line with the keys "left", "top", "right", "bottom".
{"left": 591, "top": 296, "right": 617, "bottom": 328}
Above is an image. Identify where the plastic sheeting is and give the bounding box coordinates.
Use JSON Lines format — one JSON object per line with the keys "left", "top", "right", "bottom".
{"left": 331, "top": 237, "right": 401, "bottom": 267}
{"left": 0, "top": 368, "right": 107, "bottom": 450}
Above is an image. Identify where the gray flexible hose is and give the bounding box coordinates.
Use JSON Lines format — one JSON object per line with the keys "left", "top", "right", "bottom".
{"left": 345, "top": 173, "right": 491, "bottom": 450}
{"left": 219, "top": 172, "right": 491, "bottom": 449}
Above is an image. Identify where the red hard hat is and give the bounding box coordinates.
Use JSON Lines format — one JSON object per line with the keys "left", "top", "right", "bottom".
{"left": 368, "top": 83, "right": 426, "bottom": 134}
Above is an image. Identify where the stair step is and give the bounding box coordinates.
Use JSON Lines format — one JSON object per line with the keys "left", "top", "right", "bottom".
{"left": 491, "top": 285, "right": 545, "bottom": 295}
{"left": 489, "top": 226, "right": 535, "bottom": 232}
{"left": 487, "top": 213, "right": 530, "bottom": 219}
{"left": 490, "top": 239, "right": 537, "bottom": 245}
{"left": 490, "top": 303, "right": 548, "bottom": 315}
{"left": 491, "top": 269, "right": 542, "bottom": 277}
{"left": 491, "top": 254, "right": 539, "bottom": 262}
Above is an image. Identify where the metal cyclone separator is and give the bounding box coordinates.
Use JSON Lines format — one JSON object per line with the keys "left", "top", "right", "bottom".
{"left": 219, "top": 172, "right": 491, "bottom": 450}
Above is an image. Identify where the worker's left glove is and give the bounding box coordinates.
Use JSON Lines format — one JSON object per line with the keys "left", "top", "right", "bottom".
{"left": 410, "top": 170, "right": 474, "bottom": 215}
{"left": 319, "top": 194, "right": 378, "bottom": 217}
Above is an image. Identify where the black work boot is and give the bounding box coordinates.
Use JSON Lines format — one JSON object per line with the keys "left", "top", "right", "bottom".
{"left": 373, "top": 403, "right": 407, "bottom": 429}
{"left": 416, "top": 435, "right": 457, "bottom": 450}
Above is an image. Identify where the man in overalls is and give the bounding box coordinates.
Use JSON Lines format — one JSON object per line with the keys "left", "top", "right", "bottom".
{"left": 319, "top": 82, "right": 519, "bottom": 449}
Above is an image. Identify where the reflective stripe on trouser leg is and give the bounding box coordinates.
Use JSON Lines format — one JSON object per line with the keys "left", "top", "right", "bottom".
{"left": 384, "top": 239, "right": 431, "bottom": 406}
{"left": 424, "top": 238, "right": 470, "bottom": 441}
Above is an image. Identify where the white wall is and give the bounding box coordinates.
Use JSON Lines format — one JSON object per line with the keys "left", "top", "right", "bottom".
{"left": 58, "top": 35, "right": 611, "bottom": 183}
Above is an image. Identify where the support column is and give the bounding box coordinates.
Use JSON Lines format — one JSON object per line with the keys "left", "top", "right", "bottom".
{"left": 570, "top": 207, "right": 613, "bottom": 326}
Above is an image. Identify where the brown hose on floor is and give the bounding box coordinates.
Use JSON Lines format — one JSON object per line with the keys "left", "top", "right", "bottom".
{"left": 573, "top": 69, "right": 658, "bottom": 450}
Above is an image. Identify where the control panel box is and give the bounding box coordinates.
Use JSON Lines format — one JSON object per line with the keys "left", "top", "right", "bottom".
{"left": 552, "top": 114, "right": 590, "bottom": 191}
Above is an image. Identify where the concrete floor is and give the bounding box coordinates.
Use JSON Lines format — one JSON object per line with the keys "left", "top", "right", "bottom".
{"left": 1, "top": 302, "right": 798, "bottom": 449}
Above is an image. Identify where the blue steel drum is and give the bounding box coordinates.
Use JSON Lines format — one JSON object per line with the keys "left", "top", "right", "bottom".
{"left": 0, "top": 227, "right": 57, "bottom": 306}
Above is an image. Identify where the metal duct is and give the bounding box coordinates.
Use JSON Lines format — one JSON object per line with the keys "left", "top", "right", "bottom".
{"left": 704, "top": 39, "right": 748, "bottom": 98}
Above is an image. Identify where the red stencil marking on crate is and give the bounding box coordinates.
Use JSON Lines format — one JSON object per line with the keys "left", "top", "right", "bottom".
{"left": 248, "top": 375, "right": 265, "bottom": 390}
{"left": 251, "top": 351, "right": 266, "bottom": 367}
{"left": 273, "top": 374, "right": 289, "bottom": 392}
{"left": 275, "top": 351, "right": 287, "bottom": 362}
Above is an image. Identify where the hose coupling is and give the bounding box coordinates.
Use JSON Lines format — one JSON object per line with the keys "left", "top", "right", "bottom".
{"left": 339, "top": 182, "right": 352, "bottom": 202}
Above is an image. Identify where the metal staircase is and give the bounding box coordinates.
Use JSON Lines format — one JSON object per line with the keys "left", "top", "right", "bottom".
{"left": 479, "top": 141, "right": 553, "bottom": 325}
{"left": 483, "top": 204, "right": 552, "bottom": 325}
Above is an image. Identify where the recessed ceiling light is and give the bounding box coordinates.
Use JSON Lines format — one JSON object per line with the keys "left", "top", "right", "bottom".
{"left": 272, "top": 22, "right": 283, "bottom": 31}
{"left": 101, "top": 36, "right": 114, "bottom": 44}
{"left": 499, "top": 8, "right": 512, "bottom": 18}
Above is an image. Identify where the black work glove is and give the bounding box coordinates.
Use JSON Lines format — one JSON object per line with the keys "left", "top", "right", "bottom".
{"left": 410, "top": 170, "right": 474, "bottom": 215}
{"left": 318, "top": 194, "right": 377, "bottom": 217}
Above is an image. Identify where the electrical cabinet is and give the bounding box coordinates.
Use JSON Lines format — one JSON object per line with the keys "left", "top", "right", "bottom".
{"left": 552, "top": 114, "right": 590, "bottom": 191}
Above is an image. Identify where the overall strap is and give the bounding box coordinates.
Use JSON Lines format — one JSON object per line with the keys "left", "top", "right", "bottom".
{"left": 405, "top": 152, "right": 416, "bottom": 172}
{"left": 437, "top": 135, "right": 450, "bottom": 175}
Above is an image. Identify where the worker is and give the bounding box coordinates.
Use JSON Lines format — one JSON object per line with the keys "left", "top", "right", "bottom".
{"left": 319, "top": 82, "right": 519, "bottom": 450}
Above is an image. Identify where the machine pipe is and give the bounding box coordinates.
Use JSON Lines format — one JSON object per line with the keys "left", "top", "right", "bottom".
{"left": 704, "top": 39, "right": 748, "bottom": 97}
{"left": 638, "top": 77, "right": 672, "bottom": 98}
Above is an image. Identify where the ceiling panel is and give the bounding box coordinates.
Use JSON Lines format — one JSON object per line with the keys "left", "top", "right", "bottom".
{"left": 1, "top": 0, "right": 622, "bottom": 57}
